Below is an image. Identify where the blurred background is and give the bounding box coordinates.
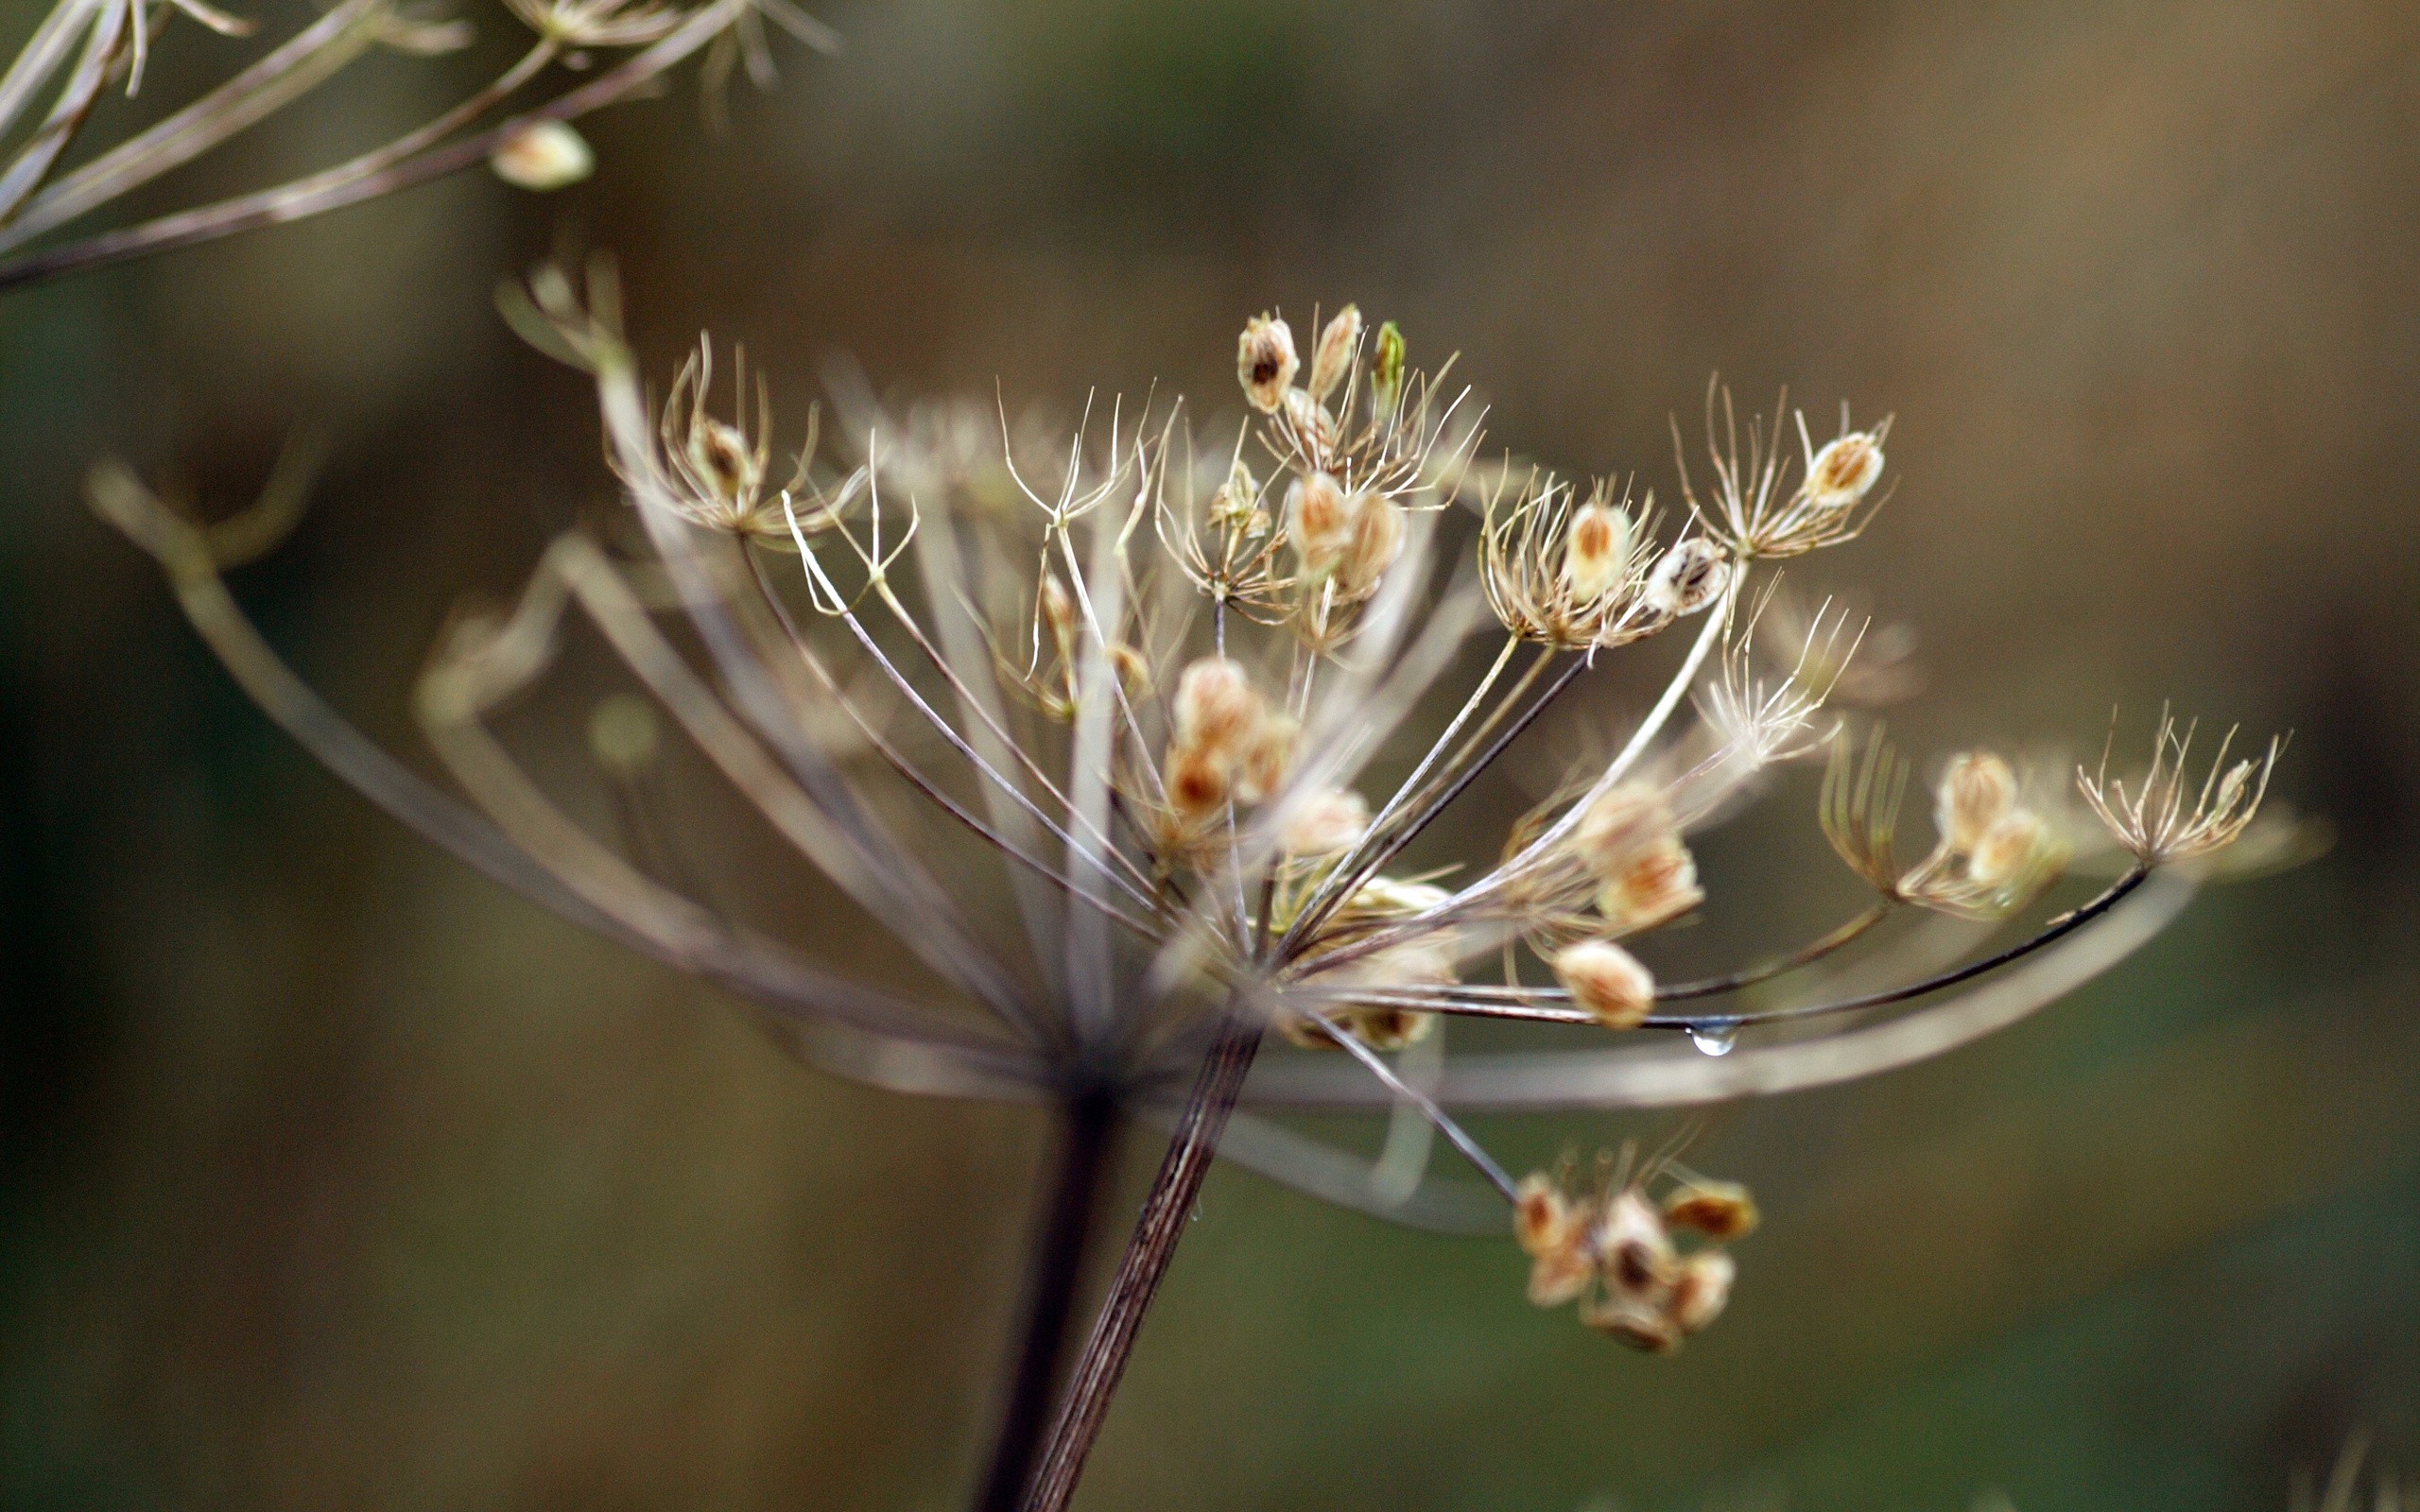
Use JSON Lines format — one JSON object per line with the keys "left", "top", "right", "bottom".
{"left": 5, "top": 1, "right": 2418, "bottom": 1508}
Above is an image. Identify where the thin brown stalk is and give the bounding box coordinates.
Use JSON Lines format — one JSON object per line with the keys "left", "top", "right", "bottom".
{"left": 1018, "top": 1009, "right": 1263, "bottom": 1512}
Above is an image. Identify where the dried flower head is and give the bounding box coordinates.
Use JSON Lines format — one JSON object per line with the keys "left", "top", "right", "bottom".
{"left": 1756, "top": 584, "right": 1924, "bottom": 708}
{"left": 1517, "top": 1152, "right": 1754, "bottom": 1352}
{"left": 2079, "top": 709, "right": 2284, "bottom": 867}
{"left": 642, "top": 337, "right": 836, "bottom": 541}
{"left": 1481, "top": 475, "right": 1667, "bottom": 651}
{"left": 1677, "top": 383, "right": 1893, "bottom": 559}
{"left": 1825, "top": 733, "right": 2071, "bottom": 920}
{"left": 89, "top": 265, "right": 2306, "bottom": 1510}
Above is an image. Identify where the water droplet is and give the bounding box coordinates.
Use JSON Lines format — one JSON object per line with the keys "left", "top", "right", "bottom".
{"left": 1189, "top": 1203, "right": 1203, "bottom": 1225}
{"left": 1688, "top": 1019, "right": 1739, "bottom": 1057}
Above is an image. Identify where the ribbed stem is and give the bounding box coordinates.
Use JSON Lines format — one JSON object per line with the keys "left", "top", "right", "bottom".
{"left": 1017, "top": 1013, "right": 1263, "bottom": 1512}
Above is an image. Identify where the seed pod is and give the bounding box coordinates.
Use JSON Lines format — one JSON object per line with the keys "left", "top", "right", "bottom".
{"left": 1513, "top": 1173, "right": 1576, "bottom": 1257}
{"left": 1108, "top": 642, "right": 1153, "bottom": 694}
{"left": 1661, "top": 1179, "right": 1760, "bottom": 1241}
{"left": 1209, "top": 457, "right": 1261, "bottom": 527}
{"left": 1668, "top": 1248, "right": 1737, "bottom": 1334}
{"left": 1166, "top": 741, "right": 1233, "bottom": 819}
{"left": 1336, "top": 491, "right": 1404, "bottom": 598}
{"left": 1287, "top": 472, "right": 1354, "bottom": 576}
{"left": 1233, "top": 713, "right": 1297, "bottom": 805}
{"left": 1583, "top": 1297, "right": 1682, "bottom": 1353}
{"left": 491, "top": 121, "right": 595, "bottom": 191}
{"left": 1563, "top": 501, "right": 1632, "bottom": 603}
{"left": 1937, "top": 751, "right": 2018, "bottom": 853}
{"left": 1039, "top": 573, "right": 1077, "bottom": 645}
{"left": 1528, "top": 1245, "right": 1596, "bottom": 1309}
{"left": 1307, "top": 304, "right": 1361, "bottom": 402}
{"left": 1346, "top": 1005, "right": 1437, "bottom": 1052}
{"left": 1646, "top": 538, "right": 1731, "bottom": 616}
{"left": 1968, "top": 808, "right": 2052, "bottom": 887}
{"left": 1237, "top": 314, "right": 1298, "bottom": 412}
{"left": 1554, "top": 939, "right": 1655, "bottom": 1030}
{"left": 1805, "top": 430, "right": 1885, "bottom": 510}
{"left": 686, "top": 415, "right": 758, "bottom": 504}
{"left": 1281, "top": 787, "right": 1370, "bottom": 856}
{"left": 1282, "top": 386, "right": 1340, "bottom": 455}
{"left": 1575, "top": 782, "right": 1674, "bottom": 877}
{"left": 1599, "top": 838, "right": 1703, "bottom": 934}
{"left": 1370, "top": 319, "right": 1406, "bottom": 422}
{"left": 1595, "top": 1189, "right": 1677, "bottom": 1304}
{"left": 1171, "top": 656, "right": 1260, "bottom": 755}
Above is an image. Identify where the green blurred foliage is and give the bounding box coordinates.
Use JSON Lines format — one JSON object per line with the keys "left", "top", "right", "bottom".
{"left": 4, "top": 1, "right": 2418, "bottom": 1509}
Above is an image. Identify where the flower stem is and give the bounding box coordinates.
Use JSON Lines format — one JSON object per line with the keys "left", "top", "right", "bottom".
{"left": 1017, "top": 1012, "right": 1264, "bottom": 1512}
{"left": 977, "top": 1089, "right": 1122, "bottom": 1512}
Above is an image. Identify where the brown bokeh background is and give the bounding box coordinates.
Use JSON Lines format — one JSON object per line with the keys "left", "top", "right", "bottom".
{"left": 4, "top": 2, "right": 2418, "bottom": 1509}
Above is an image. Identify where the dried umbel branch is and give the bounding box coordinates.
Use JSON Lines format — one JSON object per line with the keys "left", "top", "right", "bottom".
{"left": 0, "top": 0, "right": 833, "bottom": 292}
{"left": 90, "top": 265, "right": 2293, "bottom": 1512}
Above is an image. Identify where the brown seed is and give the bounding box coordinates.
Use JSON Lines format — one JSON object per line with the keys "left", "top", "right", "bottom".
{"left": 1280, "top": 787, "right": 1369, "bottom": 856}
{"left": 1336, "top": 491, "right": 1404, "bottom": 598}
{"left": 1528, "top": 1246, "right": 1595, "bottom": 1309}
{"left": 1233, "top": 713, "right": 1296, "bottom": 804}
{"left": 1237, "top": 315, "right": 1299, "bottom": 413}
{"left": 1166, "top": 741, "right": 1232, "bottom": 818}
{"left": 1171, "top": 656, "right": 1261, "bottom": 755}
{"left": 1308, "top": 303, "right": 1361, "bottom": 402}
{"left": 1288, "top": 472, "right": 1354, "bottom": 576}
{"left": 1938, "top": 751, "right": 2018, "bottom": 853}
{"left": 1595, "top": 1189, "right": 1677, "bottom": 1304}
{"left": 1968, "top": 808, "right": 2049, "bottom": 887}
{"left": 1574, "top": 782, "right": 1674, "bottom": 876}
{"left": 1646, "top": 538, "right": 1731, "bottom": 615}
{"left": 1661, "top": 1180, "right": 1759, "bottom": 1242}
{"left": 1668, "top": 1248, "right": 1736, "bottom": 1333}
{"left": 1600, "top": 839, "right": 1703, "bottom": 934}
{"left": 1563, "top": 501, "right": 1630, "bottom": 603}
{"left": 1582, "top": 1297, "right": 1682, "bottom": 1352}
{"left": 1806, "top": 431, "right": 1885, "bottom": 509}
{"left": 1513, "top": 1174, "right": 1574, "bottom": 1257}
{"left": 1553, "top": 939, "right": 1655, "bottom": 1030}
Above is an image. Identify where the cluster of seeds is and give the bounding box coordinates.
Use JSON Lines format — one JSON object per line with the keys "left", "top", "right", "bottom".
{"left": 1514, "top": 1152, "right": 1758, "bottom": 1352}
{"left": 1824, "top": 738, "right": 2071, "bottom": 922}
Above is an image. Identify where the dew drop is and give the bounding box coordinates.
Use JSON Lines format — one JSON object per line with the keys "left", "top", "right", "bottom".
{"left": 1688, "top": 1019, "right": 1739, "bottom": 1057}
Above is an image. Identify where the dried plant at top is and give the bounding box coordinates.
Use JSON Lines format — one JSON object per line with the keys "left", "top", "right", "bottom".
{"left": 0, "top": 0, "right": 831, "bottom": 293}
{"left": 88, "top": 268, "right": 2292, "bottom": 1512}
